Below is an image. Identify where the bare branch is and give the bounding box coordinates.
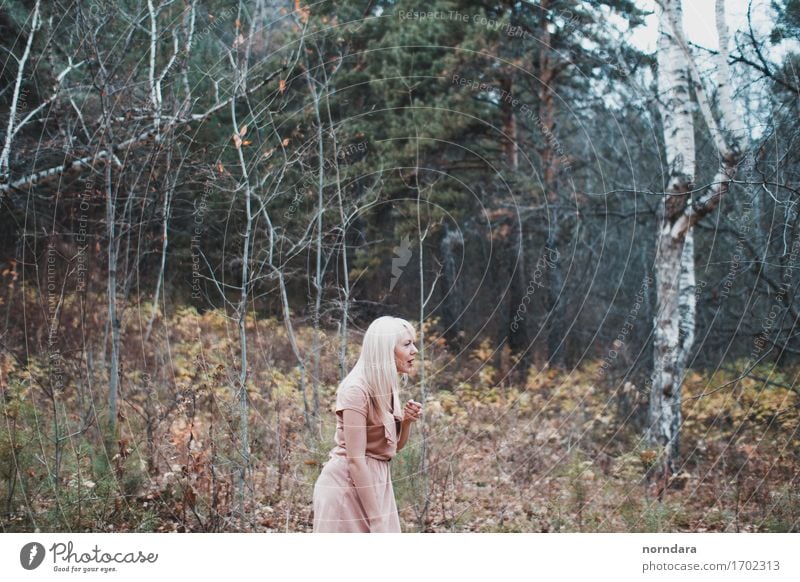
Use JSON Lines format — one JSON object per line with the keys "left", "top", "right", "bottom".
{"left": 0, "top": 66, "right": 286, "bottom": 197}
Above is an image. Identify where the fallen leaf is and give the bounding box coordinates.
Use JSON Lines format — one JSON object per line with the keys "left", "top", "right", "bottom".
{"left": 295, "top": 0, "right": 310, "bottom": 24}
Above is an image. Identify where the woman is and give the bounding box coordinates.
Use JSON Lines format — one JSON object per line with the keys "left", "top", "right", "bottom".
{"left": 312, "top": 316, "right": 423, "bottom": 533}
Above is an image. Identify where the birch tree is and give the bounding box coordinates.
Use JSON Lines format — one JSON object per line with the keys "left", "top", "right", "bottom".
{"left": 648, "top": 0, "right": 744, "bottom": 484}
{"left": 303, "top": 37, "right": 344, "bottom": 423}
{"left": 0, "top": 0, "right": 41, "bottom": 181}
{"left": 144, "top": 0, "right": 198, "bottom": 342}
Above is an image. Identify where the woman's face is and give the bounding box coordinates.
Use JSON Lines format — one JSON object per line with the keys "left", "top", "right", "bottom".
{"left": 394, "top": 329, "right": 418, "bottom": 374}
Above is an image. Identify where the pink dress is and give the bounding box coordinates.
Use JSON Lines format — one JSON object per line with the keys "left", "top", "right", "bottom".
{"left": 312, "top": 375, "right": 402, "bottom": 532}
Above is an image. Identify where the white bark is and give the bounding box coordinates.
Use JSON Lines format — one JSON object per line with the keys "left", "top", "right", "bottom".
{"left": 147, "top": 0, "right": 162, "bottom": 132}
{"left": 142, "top": 0, "right": 194, "bottom": 342}
{"left": 648, "top": 0, "right": 696, "bottom": 472}
{"left": 677, "top": 230, "right": 696, "bottom": 366}
{"left": 673, "top": 229, "right": 696, "bottom": 454}
{"left": 0, "top": 0, "right": 41, "bottom": 180}
{"left": 649, "top": 0, "right": 744, "bottom": 477}
{"left": 656, "top": 0, "right": 695, "bottom": 192}
{"left": 666, "top": 0, "right": 742, "bottom": 159}
{"left": 320, "top": 69, "right": 351, "bottom": 383}
{"left": 306, "top": 64, "right": 324, "bottom": 421}
{"left": 715, "top": 0, "right": 745, "bottom": 143}
{"left": 180, "top": 0, "right": 197, "bottom": 113}
{"left": 105, "top": 157, "right": 120, "bottom": 439}
{"left": 326, "top": 121, "right": 350, "bottom": 382}
{"left": 7, "top": 58, "right": 86, "bottom": 144}
{"left": 229, "top": 13, "right": 255, "bottom": 527}
{"left": 143, "top": 0, "right": 176, "bottom": 341}
{"left": 144, "top": 148, "right": 179, "bottom": 343}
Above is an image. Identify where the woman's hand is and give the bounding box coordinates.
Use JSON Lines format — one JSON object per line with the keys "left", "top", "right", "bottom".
{"left": 403, "top": 399, "right": 422, "bottom": 422}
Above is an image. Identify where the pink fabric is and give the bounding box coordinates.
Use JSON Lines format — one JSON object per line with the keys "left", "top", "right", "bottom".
{"left": 312, "top": 376, "right": 402, "bottom": 532}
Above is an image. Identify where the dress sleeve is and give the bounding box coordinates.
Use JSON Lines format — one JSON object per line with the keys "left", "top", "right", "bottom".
{"left": 335, "top": 382, "right": 369, "bottom": 418}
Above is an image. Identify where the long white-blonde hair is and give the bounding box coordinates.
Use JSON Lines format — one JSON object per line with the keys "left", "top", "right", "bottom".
{"left": 345, "top": 316, "right": 415, "bottom": 420}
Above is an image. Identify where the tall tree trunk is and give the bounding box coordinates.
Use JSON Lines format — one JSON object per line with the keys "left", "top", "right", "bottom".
{"left": 307, "top": 67, "right": 324, "bottom": 423}
{"left": 145, "top": 0, "right": 196, "bottom": 342}
{"left": 647, "top": 0, "right": 696, "bottom": 478}
{"left": 105, "top": 154, "right": 120, "bottom": 442}
{"left": 231, "top": 25, "right": 253, "bottom": 526}
{"left": 648, "top": 230, "right": 694, "bottom": 472}
{"left": 501, "top": 74, "right": 531, "bottom": 369}
{"left": 440, "top": 226, "right": 463, "bottom": 346}
{"left": 93, "top": 46, "right": 121, "bottom": 448}
{"left": 538, "top": 0, "right": 566, "bottom": 368}
{"left": 327, "top": 101, "right": 350, "bottom": 383}
{"left": 545, "top": 207, "right": 564, "bottom": 366}
{"left": 0, "top": 0, "right": 40, "bottom": 180}
{"left": 144, "top": 151, "right": 175, "bottom": 343}
{"left": 648, "top": 0, "right": 744, "bottom": 483}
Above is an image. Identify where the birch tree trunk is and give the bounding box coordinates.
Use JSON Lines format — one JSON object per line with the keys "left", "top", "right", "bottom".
{"left": 307, "top": 65, "right": 324, "bottom": 423}
{"left": 0, "top": 0, "right": 41, "bottom": 180}
{"left": 647, "top": 0, "right": 696, "bottom": 477}
{"left": 144, "top": 0, "right": 196, "bottom": 342}
{"left": 324, "top": 92, "right": 351, "bottom": 383}
{"left": 648, "top": 0, "right": 743, "bottom": 483}
{"left": 86, "top": 17, "right": 123, "bottom": 448}
{"left": 230, "top": 6, "right": 254, "bottom": 526}
{"left": 105, "top": 156, "right": 121, "bottom": 442}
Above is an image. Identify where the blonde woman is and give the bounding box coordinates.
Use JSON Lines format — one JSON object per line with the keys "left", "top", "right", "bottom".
{"left": 312, "top": 316, "right": 423, "bottom": 532}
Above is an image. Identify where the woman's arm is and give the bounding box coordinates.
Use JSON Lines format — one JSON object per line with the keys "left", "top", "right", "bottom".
{"left": 396, "top": 400, "right": 422, "bottom": 451}
{"left": 342, "top": 409, "right": 383, "bottom": 528}
{"left": 397, "top": 419, "right": 411, "bottom": 451}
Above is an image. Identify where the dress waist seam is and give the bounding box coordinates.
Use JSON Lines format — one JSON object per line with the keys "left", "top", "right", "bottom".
{"left": 330, "top": 449, "right": 392, "bottom": 462}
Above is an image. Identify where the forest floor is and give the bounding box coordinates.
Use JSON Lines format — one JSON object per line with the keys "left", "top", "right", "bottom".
{"left": 1, "top": 295, "right": 798, "bottom": 532}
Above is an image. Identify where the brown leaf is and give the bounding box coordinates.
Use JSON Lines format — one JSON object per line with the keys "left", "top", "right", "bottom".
{"left": 295, "top": 0, "right": 310, "bottom": 24}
